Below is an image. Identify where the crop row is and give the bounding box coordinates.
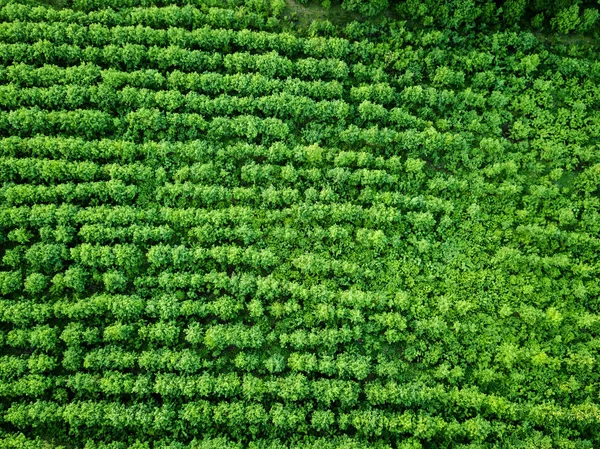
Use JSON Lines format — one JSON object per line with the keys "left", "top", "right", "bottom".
{"left": 0, "top": 108, "right": 471, "bottom": 160}
{"left": 0, "top": 84, "right": 499, "bottom": 119}
{"left": 0, "top": 2, "right": 272, "bottom": 30}
{"left": 4, "top": 397, "right": 597, "bottom": 441}
{"left": 0, "top": 22, "right": 359, "bottom": 60}
{"left": 0, "top": 88, "right": 352, "bottom": 123}
{"left": 2, "top": 65, "right": 347, "bottom": 101}
{"left": 0, "top": 158, "right": 414, "bottom": 196}
{"left": 0, "top": 137, "right": 427, "bottom": 172}
{"left": 0, "top": 371, "right": 585, "bottom": 425}
{"left": 0, "top": 43, "right": 351, "bottom": 80}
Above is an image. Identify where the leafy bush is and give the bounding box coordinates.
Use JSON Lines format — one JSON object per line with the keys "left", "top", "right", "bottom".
{"left": 551, "top": 3, "right": 581, "bottom": 33}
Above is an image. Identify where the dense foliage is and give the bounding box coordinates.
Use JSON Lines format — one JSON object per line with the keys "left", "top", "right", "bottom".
{"left": 337, "top": 0, "right": 600, "bottom": 31}
{"left": 1, "top": 0, "right": 600, "bottom": 447}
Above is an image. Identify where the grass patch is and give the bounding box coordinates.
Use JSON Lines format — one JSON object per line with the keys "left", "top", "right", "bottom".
{"left": 282, "top": 0, "right": 396, "bottom": 30}
{"left": 283, "top": 0, "right": 360, "bottom": 27}
{"left": 556, "top": 170, "right": 579, "bottom": 190}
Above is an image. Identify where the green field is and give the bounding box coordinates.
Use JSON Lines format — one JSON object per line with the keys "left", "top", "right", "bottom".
{"left": 0, "top": 0, "right": 599, "bottom": 447}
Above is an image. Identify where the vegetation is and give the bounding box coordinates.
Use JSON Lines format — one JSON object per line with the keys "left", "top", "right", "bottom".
{"left": 1, "top": 0, "right": 600, "bottom": 447}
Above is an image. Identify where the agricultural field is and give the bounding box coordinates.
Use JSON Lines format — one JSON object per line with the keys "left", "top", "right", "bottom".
{"left": 0, "top": 0, "right": 599, "bottom": 447}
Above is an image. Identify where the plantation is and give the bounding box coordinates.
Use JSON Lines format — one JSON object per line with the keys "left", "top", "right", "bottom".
{"left": 0, "top": 0, "right": 599, "bottom": 447}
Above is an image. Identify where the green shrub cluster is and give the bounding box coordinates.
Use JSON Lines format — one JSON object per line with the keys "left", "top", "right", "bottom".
{"left": 338, "top": 0, "right": 600, "bottom": 34}
{"left": 1, "top": 0, "right": 600, "bottom": 447}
